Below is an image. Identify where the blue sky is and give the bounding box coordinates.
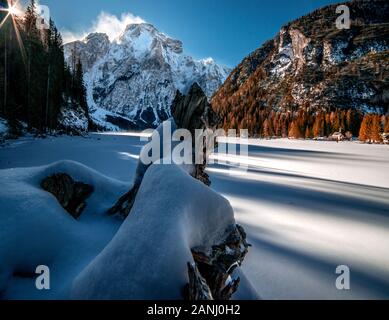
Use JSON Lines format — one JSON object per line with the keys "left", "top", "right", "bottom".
{"left": 34, "top": 0, "right": 341, "bottom": 66}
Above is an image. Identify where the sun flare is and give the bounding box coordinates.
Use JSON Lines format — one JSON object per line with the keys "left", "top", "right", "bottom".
{"left": 8, "top": 5, "right": 20, "bottom": 16}
{"left": 0, "top": 1, "right": 22, "bottom": 17}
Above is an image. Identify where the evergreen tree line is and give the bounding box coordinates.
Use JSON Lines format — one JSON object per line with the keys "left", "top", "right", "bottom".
{"left": 221, "top": 108, "right": 389, "bottom": 143}
{"left": 0, "top": 0, "right": 87, "bottom": 134}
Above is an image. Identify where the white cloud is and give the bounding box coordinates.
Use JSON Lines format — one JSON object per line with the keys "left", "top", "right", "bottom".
{"left": 62, "top": 11, "right": 145, "bottom": 44}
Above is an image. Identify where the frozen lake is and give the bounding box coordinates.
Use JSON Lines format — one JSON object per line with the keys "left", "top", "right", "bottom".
{"left": 1, "top": 134, "right": 388, "bottom": 299}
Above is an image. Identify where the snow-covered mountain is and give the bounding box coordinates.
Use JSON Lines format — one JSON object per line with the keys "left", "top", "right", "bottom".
{"left": 64, "top": 23, "right": 230, "bottom": 130}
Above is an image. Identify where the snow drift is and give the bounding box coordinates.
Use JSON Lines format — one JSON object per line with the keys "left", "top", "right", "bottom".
{"left": 0, "top": 161, "right": 128, "bottom": 299}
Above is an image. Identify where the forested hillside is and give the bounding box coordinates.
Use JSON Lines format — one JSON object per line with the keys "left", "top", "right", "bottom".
{"left": 212, "top": 0, "right": 389, "bottom": 142}
{"left": 0, "top": 0, "right": 88, "bottom": 137}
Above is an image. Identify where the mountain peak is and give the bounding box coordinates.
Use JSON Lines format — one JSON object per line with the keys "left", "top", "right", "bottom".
{"left": 64, "top": 20, "right": 230, "bottom": 130}
{"left": 122, "top": 22, "right": 158, "bottom": 36}
{"left": 117, "top": 22, "right": 183, "bottom": 54}
{"left": 84, "top": 32, "right": 110, "bottom": 44}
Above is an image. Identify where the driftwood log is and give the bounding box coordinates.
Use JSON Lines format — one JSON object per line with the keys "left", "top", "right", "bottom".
{"left": 108, "top": 83, "right": 251, "bottom": 300}
{"left": 108, "top": 83, "right": 220, "bottom": 217}
{"left": 187, "top": 225, "right": 251, "bottom": 300}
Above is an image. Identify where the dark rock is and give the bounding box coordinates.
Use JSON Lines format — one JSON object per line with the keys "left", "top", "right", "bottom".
{"left": 41, "top": 173, "right": 94, "bottom": 219}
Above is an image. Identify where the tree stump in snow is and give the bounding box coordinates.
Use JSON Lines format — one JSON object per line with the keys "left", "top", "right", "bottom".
{"left": 171, "top": 83, "right": 220, "bottom": 186}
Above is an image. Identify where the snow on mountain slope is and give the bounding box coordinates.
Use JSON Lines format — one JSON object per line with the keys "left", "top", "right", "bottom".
{"left": 64, "top": 23, "right": 230, "bottom": 129}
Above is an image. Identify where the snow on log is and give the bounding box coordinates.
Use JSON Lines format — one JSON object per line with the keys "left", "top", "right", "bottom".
{"left": 71, "top": 163, "right": 256, "bottom": 300}
{"left": 102, "top": 83, "right": 255, "bottom": 300}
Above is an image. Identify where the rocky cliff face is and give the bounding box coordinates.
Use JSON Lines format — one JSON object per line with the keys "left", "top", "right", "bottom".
{"left": 212, "top": 0, "right": 389, "bottom": 132}
{"left": 64, "top": 23, "right": 230, "bottom": 130}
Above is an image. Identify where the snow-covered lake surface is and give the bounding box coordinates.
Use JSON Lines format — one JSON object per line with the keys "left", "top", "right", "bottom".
{"left": 1, "top": 134, "right": 389, "bottom": 299}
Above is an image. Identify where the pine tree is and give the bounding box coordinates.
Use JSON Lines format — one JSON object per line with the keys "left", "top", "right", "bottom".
{"left": 45, "top": 19, "right": 66, "bottom": 130}
{"left": 330, "top": 111, "right": 340, "bottom": 133}
{"left": 371, "top": 115, "right": 382, "bottom": 143}
{"left": 281, "top": 114, "right": 289, "bottom": 138}
{"left": 262, "top": 118, "right": 274, "bottom": 138}
{"left": 313, "top": 112, "right": 324, "bottom": 138}
{"left": 359, "top": 115, "right": 372, "bottom": 142}
{"left": 0, "top": 0, "right": 10, "bottom": 116}
{"left": 0, "top": 0, "right": 89, "bottom": 133}
{"left": 324, "top": 113, "right": 331, "bottom": 137}
{"left": 24, "top": 0, "right": 47, "bottom": 130}
{"left": 385, "top": 116, "right": 389, "bottom": 133}
{"left": 1, "top": 0, "right": 27, "bottom": 127}
{"left": 305, "top": 126, "right": 313, "bottom": 139}
{"left": 288, "top": 121, "right": 302, "bottom": 139}
{"left": 359, "top": 115, "right": 367, "bottom": 142}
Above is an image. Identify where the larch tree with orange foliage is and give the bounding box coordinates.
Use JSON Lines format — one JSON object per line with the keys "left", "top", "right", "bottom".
{"left": 288, "top": 121, "right": 302, "bottom": 139}
{"left": 371, "top": 115, "right": 382, "bottom": 143}
{"left": 385, "top": 116, "right": 389, "bottom": 133}
{"left": 305, "top": 126, "right": 313, "bottom": 139}
{"left": 359, "top": 115, "right": 372, "bottom": 142}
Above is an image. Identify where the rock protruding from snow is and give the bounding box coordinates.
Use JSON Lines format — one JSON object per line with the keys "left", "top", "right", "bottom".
{"left": 41, "top": 173, "right": 94, "bottom": 219}
{"left": 64, "top": 23, "right": 230, "bottom": 129}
